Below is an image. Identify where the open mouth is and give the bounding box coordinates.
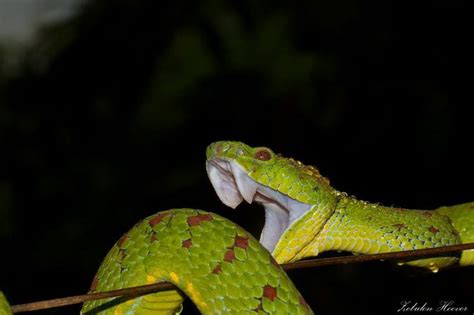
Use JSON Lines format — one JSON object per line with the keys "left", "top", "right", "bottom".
{"left": 206, "top": 158, "right": 312, "bottom": 252}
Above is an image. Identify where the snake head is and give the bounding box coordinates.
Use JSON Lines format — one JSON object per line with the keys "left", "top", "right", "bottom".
{"left": 206, "top": 141, "right": 336, "bottom": 254}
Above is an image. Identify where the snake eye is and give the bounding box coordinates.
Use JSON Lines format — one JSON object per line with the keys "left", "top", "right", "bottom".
{"left": 254, "top": 149, "right": 272, "bottom": 161}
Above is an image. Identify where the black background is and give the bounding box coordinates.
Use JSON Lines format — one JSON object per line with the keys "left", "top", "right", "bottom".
{"left": 0, "top": 1, "right": 473, "bottom": 314}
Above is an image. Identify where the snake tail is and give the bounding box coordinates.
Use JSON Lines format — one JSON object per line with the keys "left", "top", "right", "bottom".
{"left": 81, "top": 209, "right": 313, "bottom": 315}
{"left": 0, "top": 292, "right": 12, "bottom": 315}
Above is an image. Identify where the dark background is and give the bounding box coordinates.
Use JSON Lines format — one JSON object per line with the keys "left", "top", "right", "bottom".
{"left": 1, "top": 1, "right": 473, "bottom": 314}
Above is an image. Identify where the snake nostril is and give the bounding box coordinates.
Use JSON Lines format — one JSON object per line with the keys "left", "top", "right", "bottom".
{"left": 214, "top": 142, "right": 224, "bottom": 153}
{"left": 215, "top": 142, "right": 232, "bottom": 154}
{"left": 207, "top": 141, "right": 231, "bottom": 158}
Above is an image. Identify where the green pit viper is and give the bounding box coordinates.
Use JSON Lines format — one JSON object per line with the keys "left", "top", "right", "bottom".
{"left": 1, "top": 141, "right": 473, "bottom": 315}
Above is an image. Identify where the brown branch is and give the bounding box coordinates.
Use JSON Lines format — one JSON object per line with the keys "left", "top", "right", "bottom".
{"left": 11, "top": 242, "right": 474, "bottom": 313}
{"left": 280, "top": 242, "right": 474, "bottom": 270}
{"left": 10, "top": 283, "right": 175, "bottom": 314}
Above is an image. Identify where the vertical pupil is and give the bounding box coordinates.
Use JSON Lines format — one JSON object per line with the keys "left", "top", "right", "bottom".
{"left": 255, "top": 150, "right": 271, "bottom": 161}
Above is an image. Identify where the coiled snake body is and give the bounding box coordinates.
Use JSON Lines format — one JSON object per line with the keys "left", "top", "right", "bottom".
{"left": 2, "top": 141, "right": 473, "bottom": 314}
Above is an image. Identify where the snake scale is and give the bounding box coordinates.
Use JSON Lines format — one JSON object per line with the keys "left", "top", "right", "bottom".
{"left": 1, "top": 141, "right": 473, "bottom": 314}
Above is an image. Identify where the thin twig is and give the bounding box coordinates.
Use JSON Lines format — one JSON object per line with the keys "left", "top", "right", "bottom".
{"left": 10, "top": 283, "right": 175, "bottom": 314}
{"left": 280, "top": 242, "right": 474, "bottom": 270}
{"left": 10, "top": 242, "right": 474, "bottom": 313}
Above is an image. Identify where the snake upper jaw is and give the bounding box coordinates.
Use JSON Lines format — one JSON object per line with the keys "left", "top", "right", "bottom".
{"left": 206, "top": 158, "right": 244, "bottom": 209}
{"left": 206, "top": 158, "right": 312, "bottom": 252}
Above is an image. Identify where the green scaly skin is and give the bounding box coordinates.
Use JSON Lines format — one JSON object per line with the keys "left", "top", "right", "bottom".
{"left": 3, "top": 141, "right": 470, "bottom": 314}
{"left": 0, "top": 292, "right": 12, "bottom": 315}
{"left": 206, "top": 141, "right": 474, "bottom": 271}
{"left": 83, "top": 140, "right": 472, "bottom": 314}
{"left": 81, "top": 209, "right": 313, "bottom": 314}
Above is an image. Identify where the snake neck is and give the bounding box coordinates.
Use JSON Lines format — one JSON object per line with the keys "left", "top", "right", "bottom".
{"left": 270, "top": 189, "right": 340, "bottom": 264}
{"left": 287, "top": 196, "right": 462, "bottom": 270}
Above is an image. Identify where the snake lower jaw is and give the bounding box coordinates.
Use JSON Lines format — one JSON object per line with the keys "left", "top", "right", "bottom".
{"left": 206, "top": 158, "right": 312, "bottom": 252}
